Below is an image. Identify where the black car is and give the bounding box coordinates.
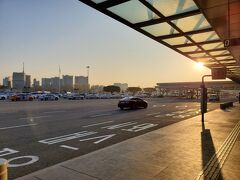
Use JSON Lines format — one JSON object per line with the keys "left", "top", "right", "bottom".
{"left": 118, "top": 97, "right": 148, "bottom": 110}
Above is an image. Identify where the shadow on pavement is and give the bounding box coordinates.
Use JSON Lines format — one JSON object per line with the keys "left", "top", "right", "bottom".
{"left": 201, "top": 122, "right": 223, "bottom": 179}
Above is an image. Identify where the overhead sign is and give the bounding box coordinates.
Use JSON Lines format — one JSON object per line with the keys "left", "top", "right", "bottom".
{"left": 211, "top": 68, "right": 226, "bottom": 80}
{"left": 224, "top": 38, "right": 240, "bottom": 47}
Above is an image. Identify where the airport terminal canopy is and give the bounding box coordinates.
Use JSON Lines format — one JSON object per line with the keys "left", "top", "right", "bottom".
{"left": 79, "top": 0, "right": 240, "bottom": 83}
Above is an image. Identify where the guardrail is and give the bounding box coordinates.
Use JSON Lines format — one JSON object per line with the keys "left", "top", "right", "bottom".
{"left": 220, "top": 102, "right": 234, "bottom": 110}
{"left": 0, "top": 159, "right": 7, "bottom": 180}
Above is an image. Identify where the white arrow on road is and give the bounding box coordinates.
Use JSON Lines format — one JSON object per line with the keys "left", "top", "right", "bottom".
{"left": 79, "top": 134, "right": 116, "bottom": 144}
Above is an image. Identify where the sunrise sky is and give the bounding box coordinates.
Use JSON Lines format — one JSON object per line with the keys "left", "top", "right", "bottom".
{"left": 0, "top": 0, "right": 212, "bottom": 87}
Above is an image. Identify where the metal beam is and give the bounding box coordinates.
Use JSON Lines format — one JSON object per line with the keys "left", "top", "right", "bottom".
{"left": 97, "top": 0, "right": 130, "bottom": 9}
{"left": 133, "top": 9, "right": 201, "bottom": 28}
{"left": 186, "top": 48, "right": 226, "bottom": 54}
{"left": 156, "top": 28, "right": 213, "bottom": 40}
{"left": 172, "top": 39, "right": 221, "bottom": 48}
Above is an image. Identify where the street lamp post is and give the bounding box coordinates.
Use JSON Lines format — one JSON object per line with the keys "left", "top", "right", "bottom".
{"left": 201, "top": 75, "right": 212, "bottom": 123}
{"left": 86, "top": 66, "right": 90, "bottom": 91}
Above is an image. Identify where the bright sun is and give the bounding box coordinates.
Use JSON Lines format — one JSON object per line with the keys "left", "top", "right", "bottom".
{"left": 195, "top": 62, "right": 204, "bottom": 70}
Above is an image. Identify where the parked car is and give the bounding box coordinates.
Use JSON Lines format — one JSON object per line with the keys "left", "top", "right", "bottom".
{"left": 39, "top": 94, "right": 59, "bottom": 101}
{"left": 208, "top": 94, "right": 220, "bottom": 102}
{"left": 85, "top": 93, "right": 99, "bottom": 99}
{"left": 0, "top": 94, "right": 7, "bottom": 100}
{"left": 10, "top": 93, "right": 33, "bottom": 101}
{"left": 118, "top": 97, "right": 148, "bottom": 110}
{"left": 68, "top": 94, "right": 84, "bottom": 100}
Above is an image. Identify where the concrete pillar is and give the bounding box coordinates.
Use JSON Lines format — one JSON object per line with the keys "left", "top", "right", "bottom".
{"left": 0, "top": 159, "right": 7, "bottom": 180}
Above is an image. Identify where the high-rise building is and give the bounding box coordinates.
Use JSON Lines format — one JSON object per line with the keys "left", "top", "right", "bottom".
{"left": 75, "top": 76, "right": 89, "bottom": 91}
{"left": 3, "top": 77, "right": 11, "bottom": 88}
{"left": 42, "top": 78, "right": 51, "bottom": 91}
{"left": 12, "top": 72, "right": 25, "bottom": 91}
{"left": 113, "top": 83, "right": 128, "bottom": 92}
{"left": 62, "top": 75, "right": 73, "bottom": 92}
{"left": 25, "top": 75, "right": 31, "bottom": 88}
{"left": 33, "top": 78, "right": 40, "bottom": 88}
{"left": 51, "top": 77, "right": 62, "bottom": 92}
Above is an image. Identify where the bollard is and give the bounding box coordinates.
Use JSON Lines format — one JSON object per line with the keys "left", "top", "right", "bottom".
{"left": 0, "top": 159, "right": 8, "bottom": 180}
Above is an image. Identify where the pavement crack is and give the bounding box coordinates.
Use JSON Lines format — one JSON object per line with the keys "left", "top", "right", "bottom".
{"left": 60, "top": 165, "right": 103, "bottom": 180}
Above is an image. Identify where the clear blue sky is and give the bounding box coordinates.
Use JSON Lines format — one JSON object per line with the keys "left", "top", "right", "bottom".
{"left": 0, "top": 0, "right": 211, "bottom": 87}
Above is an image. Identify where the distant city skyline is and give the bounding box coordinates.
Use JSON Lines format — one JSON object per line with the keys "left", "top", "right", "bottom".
{"left": 0, "top": 0, "right": 219, "bottom": 88}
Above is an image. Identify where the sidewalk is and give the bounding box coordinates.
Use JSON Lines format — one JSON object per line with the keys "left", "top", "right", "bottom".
{"left": 16, "top": 104, "right": 240, "bottom": 180}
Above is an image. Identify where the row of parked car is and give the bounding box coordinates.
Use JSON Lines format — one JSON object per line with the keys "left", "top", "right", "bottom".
{"left": 0, "top": 92, "right": 132, "bottom": 102}
{"left": 0, "top": 93, "right": 60, "bottom": 101}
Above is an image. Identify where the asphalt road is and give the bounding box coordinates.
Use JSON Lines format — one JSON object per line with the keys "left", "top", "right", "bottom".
{"left": 0, "top": 98, "right": 220, "bottom": 179}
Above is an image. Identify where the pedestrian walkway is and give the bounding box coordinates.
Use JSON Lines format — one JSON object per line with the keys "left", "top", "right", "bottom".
{"left": 16, "top": 104, "right": 240, "bottom": 180}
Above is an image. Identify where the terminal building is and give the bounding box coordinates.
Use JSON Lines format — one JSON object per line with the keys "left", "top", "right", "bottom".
{"left": 156, "top": 81, "right": 240, "bottom": 98}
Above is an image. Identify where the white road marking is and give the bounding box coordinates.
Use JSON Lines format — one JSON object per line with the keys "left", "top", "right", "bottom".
{"left": 0, "top": 123, "right": 37, "bottom": 130}
{"left": 0, "top": 148, "right": 19, "bottom": 157}
{"left": 83, "top": 121, "right": 114, "bottom": 128}
{"left": 146, "top": 112, "right": 161, "bottom": 116}
{"left": 122, "top": 123, "right": 158, "bottom": 132}
{"left": 38, "top": 131, "right": 97, "bottom": 145}
{"left": 79, "top": 134, "right": 116, "bottom": 144}
{"left": 165, "top": 113, "right": 174, "bottom": 117}
{"left": 43, "top": 110, "right": 66, "bottom": 114}
{"left": 102, "top": 122, "right": 137, "bottom": 130}
{"left": 90, "top": 113, "right": 112, "bottom": 118}
{"left": 154, "top": 114, "right": 164, "bottom": 118}
{"left": 173, "top": 115, "right": 186, "bottom": 119}
{"left": 60, "top": 145, "right": 79, "bottom": 150}
{"left": 176, "top": 105, "right": 188, "bottom": 108}
{"left": 19, "top": 116, "right": 51, "bottom": 120}
{"left": 8, "top": 156, "right": 39, "bottom": 167}
{"left": 152, "top": 104, "right": 166, "bottom": 108}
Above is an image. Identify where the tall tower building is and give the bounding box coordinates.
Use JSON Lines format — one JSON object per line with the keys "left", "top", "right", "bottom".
{"left": 25, "top": 75, "right": 31, "bottom": 88}
{"left": 62, "top": 75, "right": 73, "bottom": 92}
{"left": 12, "top": 72, "right": 25, "bottom": 91}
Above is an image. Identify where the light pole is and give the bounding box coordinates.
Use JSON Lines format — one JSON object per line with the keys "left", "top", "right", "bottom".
{"left": 201, "top": 75, "right": 212, "bottom": 124}
{"left": 86, "top": 66, "right": 90, "bottom": 87}
{"left": 58, "top": 65, "right": 61, "bottom": 93}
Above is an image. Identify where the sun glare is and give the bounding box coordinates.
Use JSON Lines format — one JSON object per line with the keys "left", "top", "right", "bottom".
{"left": 195, "top": 62, "right": 204, "bottom": 70}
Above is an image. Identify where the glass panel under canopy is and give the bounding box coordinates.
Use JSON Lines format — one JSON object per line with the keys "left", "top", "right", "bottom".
{"left": 108, "top": 0, "right": 159, "bottom": 24}
{"left": 172, "top": 14, "right": 210, "bottom": 32}
{"left": 141, "top": 22, "right": 179, "bottom": 37}
{"left": 146, "top": 0, "right": 198, "bottom": 17}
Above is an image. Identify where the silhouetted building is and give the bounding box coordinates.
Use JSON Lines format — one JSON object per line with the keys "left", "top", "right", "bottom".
{"left": 25, "top": 75, "right": 31, "bottom": 88}
{"left": 51, "top": 77, "right": 62, "bottom": 92}
{"left": 32, "top": 78, "right": 41, "bottom": 91}
{"left": 3, "top": 77, "right": 11, "bottom": 88}
{"left": 75, "top": 76, "right": 89, "bottom": 92}
{"left": 12, "top": 72, "right": 25, "bottom": 91}
{"left": 62, "top": 75, "right": 73, "bottom": 92}
{"left": 42, "top": 78, "right": 51, "bottom": 91}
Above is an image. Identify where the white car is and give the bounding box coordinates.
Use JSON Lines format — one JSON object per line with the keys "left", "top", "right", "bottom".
{"left": 39, "top": 94, "right": 59, "bottom": 101}
{"left": 0, "top": 94, "right": 7, "bottom": 100}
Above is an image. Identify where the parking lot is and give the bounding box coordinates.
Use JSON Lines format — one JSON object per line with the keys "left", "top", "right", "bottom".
{"left": 0, "top": 98, "right": 220, "bottom": 179}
